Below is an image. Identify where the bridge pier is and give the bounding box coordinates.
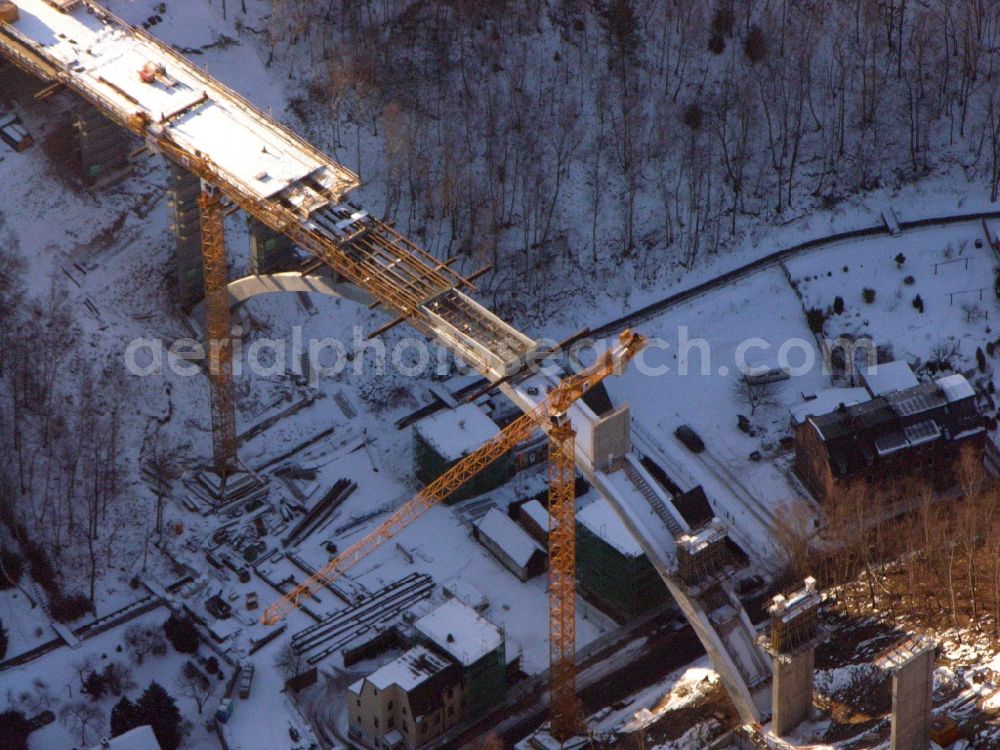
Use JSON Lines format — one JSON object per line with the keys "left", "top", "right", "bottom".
{"left": 760, "top": 577, "right": 825, "bottom": 738}
{"left": 166, "top": 160, "right": 204, "bottom": 310}
{"left": 877, "top": 635, "right": 936, "bottom": 750}
{"left": 73, "top": 104, "right": 129, "bottom": 186}
{"left": 248, "top": 216, "right": 296, "bottom": 275}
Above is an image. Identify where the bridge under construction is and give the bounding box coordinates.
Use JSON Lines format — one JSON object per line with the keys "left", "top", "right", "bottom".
{"left": 0, "top": 0, "right": 774, "bottom": 739}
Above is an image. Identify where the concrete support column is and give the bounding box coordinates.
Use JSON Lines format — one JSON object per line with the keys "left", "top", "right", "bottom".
{"left": 771, "top": 648, "right": 815, "bottom": 735}
{"left": 248, "top": 217, "right": 296, "bottom": 275}
{"left": 165, "top": 160, "right": 203, "bottom": 309}
{"left": 73, "top": 104, "right": 130, "bottom": 186}
{"left": 761, "top": 577, "right": 825, "bottom": 739}
{"left": 878, "top": 636, "right": 935, "bottom": 750}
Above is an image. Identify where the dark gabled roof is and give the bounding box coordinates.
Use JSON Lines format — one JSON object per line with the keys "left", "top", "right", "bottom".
{"left": 808, "top": 375, "right": 983, "bottom": 478}
{"left": 811, "top": 397, "right": 897, "bottom": 441}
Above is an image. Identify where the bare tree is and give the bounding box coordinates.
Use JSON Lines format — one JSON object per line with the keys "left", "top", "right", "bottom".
{"left": 124, "top": 624, "right": 166, "bottom": 665}
{"left": 274, "top": 641, "right": 308, "bottom": 681}
{"left": 177, "top": 661, "right": 216, "bottom": 714}
{"left": 59, "top": 700, "right": 105, "bottom": 746}
{"left": 731, "top": 375, "right": 780, "bottom": 415}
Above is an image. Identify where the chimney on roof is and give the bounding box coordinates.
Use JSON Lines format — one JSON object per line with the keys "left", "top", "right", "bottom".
{"left": 101, "top": 739, "right": 111, "bottom": 750}
{"left": 446, "top": 633, "right": 455, "bottom": 643}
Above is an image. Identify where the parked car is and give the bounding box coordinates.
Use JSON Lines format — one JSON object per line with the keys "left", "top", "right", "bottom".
{"left": 674, "top": 424, "right": 705, "bottom": 453}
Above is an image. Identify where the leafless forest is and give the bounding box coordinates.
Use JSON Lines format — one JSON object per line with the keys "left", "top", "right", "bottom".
{"left": 776, "top": 447, "right": 1000, "bottom": 635}
{"left": 265, "top": 0, "right": 1000, "bottom": 323}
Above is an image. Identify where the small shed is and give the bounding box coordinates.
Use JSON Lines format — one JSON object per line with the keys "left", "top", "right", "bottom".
{"left": 473, "top": 508, "right": 546, "bottom": 581}
{"left": 516, "top": 499, "right": 550, "bottom": 543}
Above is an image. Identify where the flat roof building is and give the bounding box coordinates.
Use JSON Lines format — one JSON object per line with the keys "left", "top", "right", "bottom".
{"left": 575, "top": 500, "right": 669, "bottom": 621}
{"left": 860, "top": 360, "right": 919, "bottom": 397}
{"left": 413, "top": 404, "right": 511, "bottom": 503}
{"left": 413, "top": 599, "right": 507, "bottom": 717}
{"left": 88, "top": 726, "right": 162, "bottom": 750}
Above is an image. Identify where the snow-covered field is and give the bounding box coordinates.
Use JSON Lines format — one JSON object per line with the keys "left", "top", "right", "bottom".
{"left": 786, "top": 222, "right": 998, "bottom": 370}
{"left": 0, "top": 608, "right": 218, "bottom": 749}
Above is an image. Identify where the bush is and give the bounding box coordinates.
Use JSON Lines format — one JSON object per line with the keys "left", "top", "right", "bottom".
{"left": 163, "top": 615, "right": 199, "bottom": 655}
{"left": 0, "top": 710, "right": 31, "bottom": 750}
{"left": 805, "top": 307, "right": 827, "bottom": 334}
{"left": 50, "top": 592, "right": 91, "bottom": 623}
{"left": 894, "top": 252, "right": 906, "bottom": 267}
{"left": 743, "top": 24, "right": 768, "bottom": 64}
{"left": 205, "top": 656, "right": 219, "bottom": 675}
{"left": 903, "top": 275, "right": 915, "bottom": 285}
{"left": 711, "top": 4, "right": 735, "bottom": 36}
{"left": 833, "top": 296, "right": 845, "bottom": 315}
{"left": 912, "top": 294, "right": 924, "bottom": 313}
{"left": 0, "top": 548, "right": 22, "bottom": 590}
{"left": 862, "top": 287, "right": 876, "bottom": 304}
{"left": 82, "top": 670, "right": 107, "bottom": 701}
{"left": 25, "top": 544, "right": 57, "bottom": 593}
{"left": 707, "top": 33, "right": 725, "bottom": 54}
{"left": 681, "top": 102, "right": 703, "bottom": 131}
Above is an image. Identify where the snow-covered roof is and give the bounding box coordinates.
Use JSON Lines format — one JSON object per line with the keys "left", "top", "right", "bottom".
{"left": 790, "top": 387, "right": 871, "bottom": 425}
{"left": 474, "top": 508, "right": 544, "bottom": 568}
{"left": 88, "top": 726, "right": 161, "bottom": 750}
{"left": 350, "top": 645, "right": 453, "bottom": 694}
{"left": 442, "top": 578, "right": 488, "bottom": 611}
{"left": 936, "top": 373, "right": 975, "bottom": 403}
{"left": 414, "top": 598, "right": 503, "bottom": 667}
{"left": 861, "top": 360, "right": 919, "bottom": 396}
{"left": 577, "top": 500, "right": 644, "bottom": 559}
{"left": 520, "top": 499, "right": 550, "bottom": 531}
{"left": 414, "top": 403, "right": 500, "bottom": 462}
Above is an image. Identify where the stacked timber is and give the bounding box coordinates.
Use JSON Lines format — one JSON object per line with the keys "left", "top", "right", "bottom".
{"left": 282, "top": 478, "right": 356, "bottom": 547}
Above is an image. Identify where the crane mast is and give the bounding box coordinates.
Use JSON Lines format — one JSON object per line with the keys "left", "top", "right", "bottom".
{"left": 198, "top": 186, "right": 237, "bottom": 479}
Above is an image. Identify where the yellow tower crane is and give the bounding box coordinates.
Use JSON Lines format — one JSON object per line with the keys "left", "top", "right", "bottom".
{"left": 262, "top": 329, "right": 647, "bottom": 740}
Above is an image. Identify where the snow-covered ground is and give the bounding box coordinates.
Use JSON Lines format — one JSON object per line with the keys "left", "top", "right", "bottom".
{"left": 4, "top": 0, "right": 1000, "bottom": 748}
{"left": 603, "top": 266, "right": 828, "bottom": 562}
{"left": 0, "top": 607, "right": 219, "bottom": 749}
{"left": 786, "top": 222, "right": 997, "bottom": 370}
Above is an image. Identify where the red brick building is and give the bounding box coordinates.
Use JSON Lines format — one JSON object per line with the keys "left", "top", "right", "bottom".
{"left": 794, "top": 374, "right": 985, "bottom": 500}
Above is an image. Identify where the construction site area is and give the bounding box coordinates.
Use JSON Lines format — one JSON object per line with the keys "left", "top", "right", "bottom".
{"left": 1, "top": 2, "right": 1000, "bottom": 750}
